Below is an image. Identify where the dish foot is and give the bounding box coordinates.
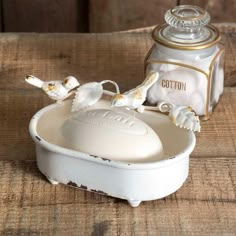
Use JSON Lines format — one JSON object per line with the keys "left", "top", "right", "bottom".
{"left": 47, "top": 177, "right": 59, "bottom": 185}
{"left": 128, "top": 200, "right": 141, "bottom": 207}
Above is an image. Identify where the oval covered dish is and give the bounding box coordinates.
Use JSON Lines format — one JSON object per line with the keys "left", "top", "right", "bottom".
{"left": 29, "top": 99, "right": 195, "bottom": 207}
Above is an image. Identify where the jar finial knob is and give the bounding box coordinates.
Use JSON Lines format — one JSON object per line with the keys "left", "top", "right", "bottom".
{"left": 165, "top": 5, "right": 210, "bottom": 33}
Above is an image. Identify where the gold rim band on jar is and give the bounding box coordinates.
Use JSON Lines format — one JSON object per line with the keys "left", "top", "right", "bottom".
{"left": 152, "top": 24, "right": 221, "bottom": 50}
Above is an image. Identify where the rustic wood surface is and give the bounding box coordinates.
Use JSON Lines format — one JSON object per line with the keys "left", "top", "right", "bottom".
{"left": 89, "top": 0, "right": 176, "bottom": 32}
{"left": 0, "top": 158, "right": 235, "bottom": 235}
{"left": 180, "top": 0, "right": 236, "bottom": 23}
{"left": 0, "top": 23, "right": 235, "bottom": 235}
{"left": 0, "top": 0, "right": 235, "bottom": 33}
{"left": 89, "top": 0, "right": 236, "bottom": 32}
{"left": 1, "top": 0, "right": 88, "bottom": 32}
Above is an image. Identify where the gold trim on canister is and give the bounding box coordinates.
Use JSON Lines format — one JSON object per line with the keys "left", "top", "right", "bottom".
{"left": 152, "top": 24, "right": 221, "bottom": 50}
{"left": 144, "top": 45, "right": 225, "bottom": 120}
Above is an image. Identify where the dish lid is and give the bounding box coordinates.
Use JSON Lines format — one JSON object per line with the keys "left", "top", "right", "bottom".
{"left": 152, "top": 5, "right": 221, "bottom": 50}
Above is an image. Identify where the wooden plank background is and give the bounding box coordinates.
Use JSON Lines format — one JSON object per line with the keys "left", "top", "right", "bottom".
{"left": 0, "top": 24, "right": 235, "bottom": 235}
{"left": 90, "top": 0, "right": 236, "bottom": 32}
{"left": 0, "top": 0, "right": 234, "bottom": 32}
{"left": 0, "top": 0, "right": 235, "bottom": 232}
{"left": 1, "top": 0, "right": 88, "bottom": 32}
{"left": 89, "top": 0, "right": 176, "bottom": 32}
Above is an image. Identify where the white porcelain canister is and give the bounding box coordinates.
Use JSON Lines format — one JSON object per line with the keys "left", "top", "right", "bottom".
{"left": 145, "top": 5, "right": 225, "bottom": 119}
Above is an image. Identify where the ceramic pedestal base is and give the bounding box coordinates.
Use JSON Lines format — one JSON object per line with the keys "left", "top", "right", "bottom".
{"left": 47, "top": 177, "right": 59, "bottom": 185}
{"left": 128, "top": 200, "right": 142, "bottom": 207}
{"left": 46, "top": 175, "right": 142, "bottom": 207}
{"left": 30, "top": 100, "right": 195, "bottom": 208}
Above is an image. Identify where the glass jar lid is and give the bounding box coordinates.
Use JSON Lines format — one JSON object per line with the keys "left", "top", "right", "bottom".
{"left": 152, "top": 5, "right": 221, "bottom": 50}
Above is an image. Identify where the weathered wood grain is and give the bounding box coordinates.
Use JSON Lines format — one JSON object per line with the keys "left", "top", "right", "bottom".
{"left": 89, "top": 0, "right": 177, "bottom": 32}
{"left": 0, "top": 89, "right": 50, "bottom": 160}
{"left": 0, "top": 33, "right": 151, "bottom": 91}
{"left": 0, "top": 28, "right": 235, "bottom": 91}
{"left": 193, "top": 87, "right": 236, "bottom": 157}
{"left": 0, "top": 27, "right": 235, "bottom": 235}
{"left": 2, "top": 0, "right": 88, "bottom": 32}
{"left": 0, "top": 0, "right": 235, "bottom": 33}
{"left": 1, "top": 200, "right": 235, "bottom": 236}
{"left": 0, "top": 159, "right": 235, "bottom": 235}
{"left": 180, "top": 0, "right": 236, "bottom": 23}
{"left": 222, "top": 31, "right": 236, "bottom": 87}
{"left": 0, "top": 0, "right": 2, "bottom": 32}
{"left": 89, "top": 0, "right": 236, "bottom": 33}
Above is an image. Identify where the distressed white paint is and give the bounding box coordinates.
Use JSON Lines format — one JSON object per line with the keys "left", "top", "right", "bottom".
{"left": 29, "top": 99, "right": 196, "bottom": 207}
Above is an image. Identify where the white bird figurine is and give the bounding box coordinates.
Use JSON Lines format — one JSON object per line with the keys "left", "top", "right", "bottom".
{"left": 25, "top": 75, "right": 80, "bottom": 103}
{"left": 71, "top": 80, "right": 120, "bottom": 112}
{"left": 111, "top": 72, "right": 159, "bottom": 112}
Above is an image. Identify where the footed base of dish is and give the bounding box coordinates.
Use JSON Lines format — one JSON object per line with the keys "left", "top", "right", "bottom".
{"left": 128, "top": 200, "right": 142, "bottom": 207}
{"left": 47, "top": 177, "right": 59, "bottom": 185}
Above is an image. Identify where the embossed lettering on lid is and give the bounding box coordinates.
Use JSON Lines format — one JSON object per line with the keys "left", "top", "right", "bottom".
{"left": 62, "top": 108, "right": 164, "bottom": 162}
{"left": 69, "top": 109, "right": 148, "bottom": 136}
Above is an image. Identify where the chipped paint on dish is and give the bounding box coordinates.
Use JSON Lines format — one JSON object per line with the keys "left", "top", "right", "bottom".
{"left": 29, "top": 99, "right": 196, "bottom": 207}
{"left": 35, "top": 136, "right": 41, "bottom": 141}
{"left": 67, "top": 181, "right": 78, "bottom": 187}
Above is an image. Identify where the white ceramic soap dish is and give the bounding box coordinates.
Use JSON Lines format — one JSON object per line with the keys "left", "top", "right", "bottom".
{"left": 29, "top": 99, "right": 195, "bottom": 207}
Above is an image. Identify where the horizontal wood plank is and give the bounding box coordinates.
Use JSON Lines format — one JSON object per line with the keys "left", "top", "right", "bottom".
{"left": 0, "top": 33, "right": 150, "bottom": 91}
{"left": 0, "top": 29, "right": 234, "bottom": 91}
{"left": 1, "top": 200, "right": 235, "bottom": 236}
{"left": 0, "top": 158, "right": 235, "bottom": 235}
{"left": 193, "top": 87, "right": 236, "bottom": 157}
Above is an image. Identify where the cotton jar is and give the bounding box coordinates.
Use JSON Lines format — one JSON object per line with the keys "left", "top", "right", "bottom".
{"left": 145, "top": 5, "right": 224, "bottom": 119}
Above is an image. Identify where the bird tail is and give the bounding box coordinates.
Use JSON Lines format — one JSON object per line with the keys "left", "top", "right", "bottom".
{"left": 140, "top": 72, "right": 159, "bottom": 89}
{"left": 25, "top": 75, "right": 44, "bottom": 88}
{"left": 100, "top": 80, "right": 120, "bottom": 94}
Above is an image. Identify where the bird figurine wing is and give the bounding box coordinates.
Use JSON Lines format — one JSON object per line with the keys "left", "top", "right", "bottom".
{"left": 25, "top": 75, "right": 80, "bottom": 103}
{"left": 71, "top": 82, "right": 103, "bottom": 112}
{"left": 111, "top": 72, "right": 159, "bottom": 110}
{"left": 42, "top": 81, "right": 69, "bottom": 101}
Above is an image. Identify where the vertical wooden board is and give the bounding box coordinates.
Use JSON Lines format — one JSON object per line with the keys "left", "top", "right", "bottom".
{"left": 2, "top": 0, "right": 88, "bottom": 32}
{"left": 0, "top": 0, "right": 2, "bottom": 32}
{"left": 180, "top": 0, "right": 236, "bottom": 22}
{"left": 222, "top": 31, "right": 236, "bottom": 87}
{"left": 89, "top": 0, "right": 177, "bottom": 32}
